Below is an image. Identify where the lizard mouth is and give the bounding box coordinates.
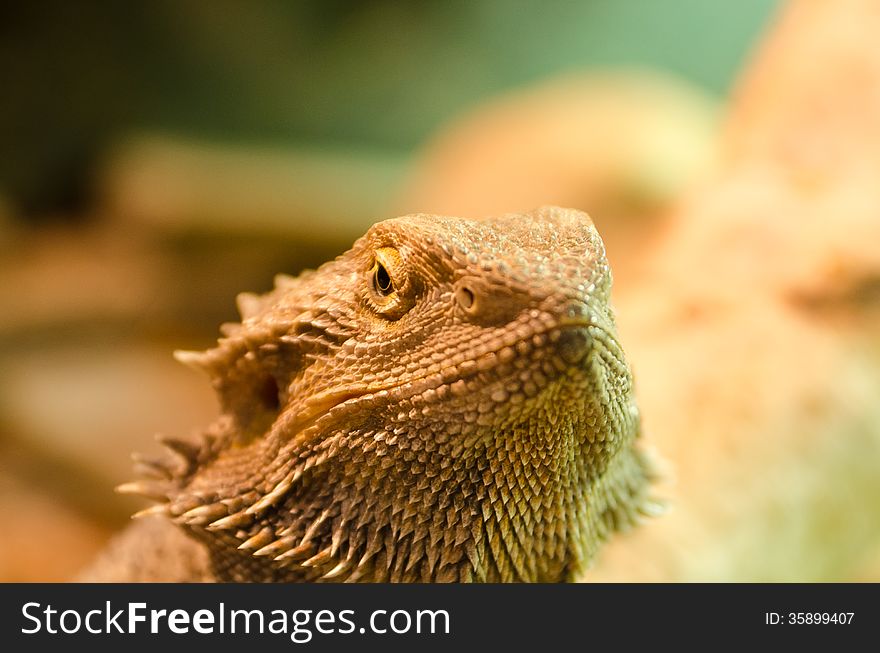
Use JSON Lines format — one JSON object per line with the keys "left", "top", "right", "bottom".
{"left": 158, "top": 320, "right": 599, "bottom": 505}
{"left": 289, "top": 317, "right": 621, "bottom": 437}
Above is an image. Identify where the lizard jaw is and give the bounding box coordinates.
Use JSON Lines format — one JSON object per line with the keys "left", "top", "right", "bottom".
{"left": 295, "top": 318, "right": 615, "bottom": 434}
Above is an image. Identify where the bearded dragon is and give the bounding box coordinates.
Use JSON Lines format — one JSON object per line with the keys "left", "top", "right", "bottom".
{"left": 82, "top": 206, "right": 654, "bottom": 582}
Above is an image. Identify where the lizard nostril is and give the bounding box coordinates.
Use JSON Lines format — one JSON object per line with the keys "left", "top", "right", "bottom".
{"left": 456, "top": 286, "right": 475, "bottom": 311}
{"left": 258, "top": 374, "right": 281, "bottom": 412}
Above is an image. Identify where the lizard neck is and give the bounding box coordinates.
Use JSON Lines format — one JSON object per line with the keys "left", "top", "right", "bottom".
{"left": 183, "top": 397, "right": 645, "bottom": 583}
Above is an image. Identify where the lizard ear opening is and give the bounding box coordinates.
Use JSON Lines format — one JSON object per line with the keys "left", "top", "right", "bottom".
{"left": 257, "top": 374, "right": 281, "bottom": 412}
{"left": 223, "top": 365, "right": 285, "bottom": 446}
{"left": 206, "top": 344, "right": 291, "bottom": 447}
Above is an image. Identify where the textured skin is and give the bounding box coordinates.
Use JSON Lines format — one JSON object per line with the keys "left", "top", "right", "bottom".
{"left": 93, "top": 206, "right": 654, "bottom": 582}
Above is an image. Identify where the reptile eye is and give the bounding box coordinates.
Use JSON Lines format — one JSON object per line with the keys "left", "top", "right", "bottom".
{"left": 366, "top": 246, "right": 412, "bottom": 318}
{"left": 374, "top": 262, "right": 393, "bottom": 295}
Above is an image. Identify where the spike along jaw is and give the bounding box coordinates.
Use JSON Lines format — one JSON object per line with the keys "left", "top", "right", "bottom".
{"left": 126, "top": 207, "right": 652, "bottom": 582}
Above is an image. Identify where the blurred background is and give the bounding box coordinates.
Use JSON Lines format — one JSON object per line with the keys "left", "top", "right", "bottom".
{"left": 4, "top": 0, "right": 878, "bottom": 583}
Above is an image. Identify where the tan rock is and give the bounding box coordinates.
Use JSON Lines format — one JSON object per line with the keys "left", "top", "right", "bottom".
{"left": 589, "top": 0, "right": 880, "bottom": 582}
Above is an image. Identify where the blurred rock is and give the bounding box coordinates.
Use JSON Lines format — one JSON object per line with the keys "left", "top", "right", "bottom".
{"left": 397, "top": 71, "right": 720, "bottom": 287}
{"left": 0, "top": 339, "right": 219, "bottom": 493}
{"left": 0, "top": 475, "right": 109, "bottom": 582}
{"left": 98, "top": 135, "right": 406, "bottom": 246}
{"left": 724, "top": 0, "right": 880, "bottom": 175}
{"left": 587, "top": 0, "right": 880, "bottom": 582}
{"left": 0, "top": 333, "right": 219, "bottom": 579}
{"left": 0, "top": 218, "right": 343, "bottom": 344}
{"left": 0, "top": 224, "right": 164, "bottom": 339}
{"left": 853, "top": 545, "right": 880, "bottom": 582}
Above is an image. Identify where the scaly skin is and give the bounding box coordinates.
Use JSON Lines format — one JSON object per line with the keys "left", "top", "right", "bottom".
{"left": 87, "top": 206, "right": 654, "bottom": 582}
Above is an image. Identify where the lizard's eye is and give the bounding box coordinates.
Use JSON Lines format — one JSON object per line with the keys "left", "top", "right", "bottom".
{"left": 373, "top": 261, "right": 393, "bottom": 295}
{"left": 366, "top": 246, "right": 413, "bottom": 319}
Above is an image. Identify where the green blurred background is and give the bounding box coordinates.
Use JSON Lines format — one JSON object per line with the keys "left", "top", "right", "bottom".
{"left": 1, "top": 0, "right": 773, "bottom": 218}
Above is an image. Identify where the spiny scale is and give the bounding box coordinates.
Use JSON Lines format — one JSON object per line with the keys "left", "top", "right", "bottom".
{"left": 122, "top": 207, "right": 657, "bottom": 582}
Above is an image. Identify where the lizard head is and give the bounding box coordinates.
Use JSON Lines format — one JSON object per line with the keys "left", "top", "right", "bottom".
{"left": 124, "top": 206, "right": 654, "bottom": 582}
